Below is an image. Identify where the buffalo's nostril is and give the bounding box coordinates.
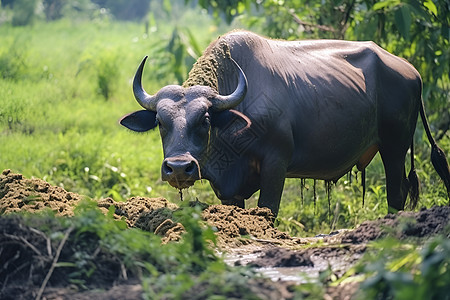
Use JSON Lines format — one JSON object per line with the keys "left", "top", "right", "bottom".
{"left": 185, "top": 161, "right": 195, "bottom": 174}
{"left": 162, "top": 161, "right": 173, "bottom": 175}
{"left": 162, "top": 159, "right": 199, "bottom": 177}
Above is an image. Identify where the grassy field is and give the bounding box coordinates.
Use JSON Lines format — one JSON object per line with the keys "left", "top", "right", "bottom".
{"left": 0, "top": 16, "right": 217, "bottom": 197}
{"left": 1, "top": 16, "right": 449, "bottom": 236}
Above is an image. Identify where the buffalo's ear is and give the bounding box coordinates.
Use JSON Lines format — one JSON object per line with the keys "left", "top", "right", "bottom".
{"left": 211, "top": 110, "right": 233, "bottom": 129}
{"left": 119, "top": 110, "right": 157, "bottom": 132}
{"left": 211, "top": 109, "right": 251, "bottom": 133}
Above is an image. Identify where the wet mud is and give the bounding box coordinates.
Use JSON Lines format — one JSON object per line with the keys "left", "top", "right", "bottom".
{"left": 1, "top": 169, "right": 449, "bottom": 299}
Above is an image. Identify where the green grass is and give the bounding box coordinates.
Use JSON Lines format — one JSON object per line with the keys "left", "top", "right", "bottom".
{"left": 1, "top": 16, "right": 449, "bottom": 236}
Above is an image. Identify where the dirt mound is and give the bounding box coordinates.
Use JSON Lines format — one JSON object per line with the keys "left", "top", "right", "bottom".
{"left": 341, "top": 206, "right": 450, "bottom": 243}
{"left": 202, "top": 204, "right": 297, "bottom": 248}
{"left": 1, "top": 169, "right": 292, "bottom": 246}
{"left": 96, "top": 196, "right": 290, "bottom": 245}
{"left": 0, "top": 168, "right": 186, "bottom": 243}
{"left": 97, "top": 196, "right": 185, "bottom": 243}
{"left": 0, "top": 169, "right": 82, "bottom": 216}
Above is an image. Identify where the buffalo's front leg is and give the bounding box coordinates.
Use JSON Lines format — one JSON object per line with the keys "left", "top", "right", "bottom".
{"left": 221, "top": 198, "right": 245, "bottom": 208}
{"left": 257, "top": 159, "right": 287, "bottom": 217}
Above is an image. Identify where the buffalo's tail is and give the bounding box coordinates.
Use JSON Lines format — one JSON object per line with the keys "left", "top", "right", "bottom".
{"left": 419, "top": 98, "right": 450, "bottom": 201}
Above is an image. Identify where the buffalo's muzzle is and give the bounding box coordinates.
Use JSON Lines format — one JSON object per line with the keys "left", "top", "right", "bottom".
{"left": 161, "top": 154, "right": 200, "bottom": 189}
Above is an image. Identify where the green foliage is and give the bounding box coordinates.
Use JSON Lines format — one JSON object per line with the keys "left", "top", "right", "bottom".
{"left": 0, "top": 35, "right": 30, "bottom": 80}
{"left": 353, "top": 232, "right": 450, "bottom": 299}
{"left": 195, "top": 0, "right": 252, "bottom": 24}
{"left": 11, "top": 0, "right": 38, "bottom": 26}
{"left": 173, "top": 204, "right": 217, "bottom": 268}
{"left": 2, "top": 0, "right": 151, "bottom": 23}
{"left": 43, "top": 0, "right": 65, "bottom": 21}
{"left": 92, "top": 0, "right": 151, "bottom": 21}
{"left": 155, "top": 27, "right": 202, "bottom": 84}
{"left": 78, "top": 47, "right": 121, "bottom": 100}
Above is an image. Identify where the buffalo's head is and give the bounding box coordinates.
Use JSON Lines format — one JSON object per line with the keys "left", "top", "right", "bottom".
{"left": 120, "top": 56, "right": 247, "bottom": 190}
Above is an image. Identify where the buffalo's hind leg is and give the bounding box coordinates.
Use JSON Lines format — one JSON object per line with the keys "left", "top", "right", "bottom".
{"left": 379, "top": 145, "right": 411, "bottom": 213}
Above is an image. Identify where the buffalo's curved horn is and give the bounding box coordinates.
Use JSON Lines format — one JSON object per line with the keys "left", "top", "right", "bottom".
{"left": 211, "top": 58, "right": 248, "bottom": 111}
{"left": 133, "top": 56, "right": 158, "bottom": 111}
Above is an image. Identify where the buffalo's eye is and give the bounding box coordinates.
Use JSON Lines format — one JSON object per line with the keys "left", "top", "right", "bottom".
{"left": 157, "top": 117, "right": 168, "bottom": 136}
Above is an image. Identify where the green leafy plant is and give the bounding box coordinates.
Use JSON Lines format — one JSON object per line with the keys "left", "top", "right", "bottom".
{"left": 353, "top": 232, "right": 450, "bottom": 300}
{"left": 0, "top": 35, "right": 30, "bottom": 80}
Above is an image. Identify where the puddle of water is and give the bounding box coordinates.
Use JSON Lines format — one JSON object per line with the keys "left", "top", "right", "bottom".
{"left": 254, "top": 267, "right": 312, "bottom": 283}
{"left": 224, "top": 251, "right": 260, "bottom": 266}
{"left": 224, "top": 250, "right": 362, "bottom": 283}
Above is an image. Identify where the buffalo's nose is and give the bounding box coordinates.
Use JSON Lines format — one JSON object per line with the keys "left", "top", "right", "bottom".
{"left": 161, "top": 156, "right": 200, "bottom": 188}
{"left": 162, "top": 160, "right": 196, "bottom": 176}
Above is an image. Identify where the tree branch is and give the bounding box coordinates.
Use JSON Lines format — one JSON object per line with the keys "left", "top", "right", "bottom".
{"left": 290, "top": 12, "right": 336, "bottom": 32}
{"left": 35, "top": 226, "right": 74, "bottom": 300}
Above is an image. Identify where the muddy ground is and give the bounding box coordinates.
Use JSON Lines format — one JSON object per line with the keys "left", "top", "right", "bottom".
{"left": 1, "top": 169, "right": 449, "bottom": 299}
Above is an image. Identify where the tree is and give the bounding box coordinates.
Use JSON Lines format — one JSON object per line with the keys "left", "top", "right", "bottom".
{"left": 43, "top": 0, "right": 65, "bottom": 21}
{"left": 91, "top": 0, "right": 151, "bottom": 21}
{"left": 9, "top": 0, "right": 38, "bottom": 26}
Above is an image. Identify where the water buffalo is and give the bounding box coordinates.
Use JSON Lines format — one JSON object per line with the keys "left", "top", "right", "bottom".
{"left": 120, "top": 30, "right": 450, "bottom": 217}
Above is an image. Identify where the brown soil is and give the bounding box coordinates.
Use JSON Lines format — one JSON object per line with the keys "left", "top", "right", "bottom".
{"left": 1, "top": 169, "right": 449, "bottom": 299}
{"left": 0, "top": 169, "right": 82, "bottom": 216}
